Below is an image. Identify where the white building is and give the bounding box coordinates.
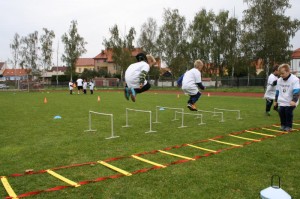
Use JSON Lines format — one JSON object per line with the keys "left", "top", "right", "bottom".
{"left": 290, "top": 48, "right": 300, "bottom": 76}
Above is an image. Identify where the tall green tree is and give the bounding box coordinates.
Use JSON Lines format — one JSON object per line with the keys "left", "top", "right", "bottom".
{"left": 242, "top": 0, "right": 300, "bottom": 68}
{"left": 157, "top": 8, "right": 189, "bottom": 78}
{"left": 40, "top": 28, "right": 55, "bottom": 72}
{"left": 188, "top": 9, "right": 215, "bottom": 64}
{"left": 61, "top": 20, "right": 87, "bottom": 81}
{"left": 103, "top": 24, "right": 136, "bottom": 81}
{"left": 137, "top": 18, "right": 158, "bottom": 56}
{"left": 19, "top": 31, "right": 39, "bottom": 73}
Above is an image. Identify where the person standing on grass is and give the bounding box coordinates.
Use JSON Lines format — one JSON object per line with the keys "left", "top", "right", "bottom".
{"left": 181, "top": 60, "right": 205, "bottom": 111}
{"left": 68, "top": 80, "right": 73, "bottom": 95}
{"left": 274, "top": 63, "right": 300, "bottom": 132}
{"left": 264, "top": 65, "right": 279, "bottom": 116}
{"left": 83, "top": 79, "right": 88, "bottom": 94}
{"left": 124, "top": 53, "right": 156, "bottom": 102}
{"left": 89, "top": 80, "right": 94, "bottom": 94}
{"left": 76, "top": 77, "right": 83, "bottom": 94}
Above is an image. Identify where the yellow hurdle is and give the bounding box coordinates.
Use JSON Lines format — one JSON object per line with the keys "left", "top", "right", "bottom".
{"left": 46, "top": 170, "right": 80, "bottom": 187}
{"left": 0, "top": 176, "right": 18, "bottom": 199}
{"left": 245, "top": 130, "right": 276, "bottom": 137}
{"left": 229, "top": 134, "right": 261, "bottom": 142}
{"left": 158, "top": 150, "right": 195, "bottom": 160}
{"left": 131, "top": 155, "right": 166, "bottom": 168}
{"left": 208, "top": 139, "right": 242, "bottom": 147}
{"left": 187, "top": 144, "right": 217, "bottom": 153}
{"left": 98, "top": 161, "right": 132, "bottom": 176}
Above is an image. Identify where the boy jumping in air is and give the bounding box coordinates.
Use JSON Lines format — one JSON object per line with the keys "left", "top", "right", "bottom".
{"left": 124, "top": 53, "right": 156, "bottom": 102}
{"left": 182, "top": 60, "right": 205, "bottom": 111}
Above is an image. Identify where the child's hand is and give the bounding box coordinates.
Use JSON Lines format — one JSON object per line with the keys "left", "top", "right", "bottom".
{"left": 290, "top": 101, "right": 297, "bottom": 106}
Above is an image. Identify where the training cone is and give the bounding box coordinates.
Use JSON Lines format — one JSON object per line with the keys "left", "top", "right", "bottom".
{"left": 97, "top": 96, "right": 101, "bottom": 102}
{"left": 44, "top": 97, "right": 47, "bottom": 104}
{"left": 207, "top": 93, "right": 210, "bottom": 97}
{"left": 177, "top": 94, "right": 180, "bottom": 99}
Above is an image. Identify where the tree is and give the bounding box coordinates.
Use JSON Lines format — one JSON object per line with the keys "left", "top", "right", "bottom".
{"left": 40, "top": 28, "right": 55, "bottom": 72}
{"left": 10, "top": 33, "right": 21, "bottom": 69}
{"left": 137, "top": 18, "right": 158, "bottom": 56}
{"left": 19, "top": 31, "right": 39, "bottom": 73}
{"left": 61, "top": 20, "right": 87, "bottom": 81}
{"left": 103, "top": 24, "right": 136, "bottom": 82}
{"left": 157, "top": 8, "right": 189, "bottom": 78}
{"left": 242, "top": 0, "right": 300, "bottom": 67}
{"left": 188, "top": 9, "right": 215, "bottom": 64}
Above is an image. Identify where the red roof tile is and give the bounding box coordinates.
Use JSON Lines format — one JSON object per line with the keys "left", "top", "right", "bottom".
{"left": 3, "top": 69, "right": 28, "bottom": 77}
{"left": 76, "top": 58, "right": 94, "bottom": 66}
{"left": 291, "top": 48, "right": 300, "bottom": 59}
{"left": 93, "top": 48, "right": 143, "bottom": 63}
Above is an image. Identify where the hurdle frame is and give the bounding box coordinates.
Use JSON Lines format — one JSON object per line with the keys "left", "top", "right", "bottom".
{"left": 175, "top": 111, "right": 205, "bottom": 126}
{"left": 154, "top": 106, "right": 186, "bottom": 128}
{"left": 197, "top": 109, "right": 224, "bottom": 122}
{"left": 122, "top": 108, "right": 156, "bottom": 133}
{"left": 84, "top": 111, "right": 119, "bottom": 139}
{"left": 213, "top": 108, "right": 242, "bottom": 120}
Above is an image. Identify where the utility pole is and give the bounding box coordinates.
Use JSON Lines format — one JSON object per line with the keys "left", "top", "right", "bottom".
{"left": 56, "top": 40, "right": 59, "bottom": 86}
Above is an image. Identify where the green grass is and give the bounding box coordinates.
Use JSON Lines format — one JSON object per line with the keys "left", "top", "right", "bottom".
{"left": 0, "top": 90, "right": 299, "bottom": 198}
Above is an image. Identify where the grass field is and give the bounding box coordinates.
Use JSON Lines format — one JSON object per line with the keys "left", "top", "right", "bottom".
{"left": 0, "top": 90, "right": 299, "bottom": 198}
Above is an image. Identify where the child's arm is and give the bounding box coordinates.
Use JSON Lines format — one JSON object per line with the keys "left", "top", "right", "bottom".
{"left": 196, "top": 82, "right": 205, "bottom": 90}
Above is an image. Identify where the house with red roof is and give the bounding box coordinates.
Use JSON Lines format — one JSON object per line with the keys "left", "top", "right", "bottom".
{"left": 41, "top": 66, "right": 68, "bottom": 83}
{"left": 291, "top": 48, "right": 300, "bottom": 76}
{"left": 75, "top": 58, "right": 95, "bottom": 74}
{"left": 93, "top": 48, "right": 143, "bottom": 74}
{"left": 2, "top": 69, "right": 29, "bottom": 81}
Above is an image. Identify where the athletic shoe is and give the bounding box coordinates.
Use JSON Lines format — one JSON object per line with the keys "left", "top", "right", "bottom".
{"left": 187, "top": 103, "right": 197, "bottom": 111}
{"left": 279, "top": 126, "right": 285, "bottom": 131}
{"left": 265, "top": 112, "right": 271, "bottom": 116}
{"left": 130, "top": 88, "right": 136, "bottom": 102}
{"left": 284, "top": 127, "right": 292, "bottom": 132}
{"left": 124, "top": 87, "right": 129, "bottom": 100}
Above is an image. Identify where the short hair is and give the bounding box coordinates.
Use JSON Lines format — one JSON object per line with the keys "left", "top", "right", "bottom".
{"left": 136, "top": 53, "right": 148, "bottom": 63}
{"left": 272, "top": 65, "right": 279, "bottom": 72}
{"left": 278, "top": 63, "right": 290, "bottom": 72}
{"left": 194, "top": 60, "right": 203, "bottom": 68}
{"left": 146, "top": 54, "right": 156, "bottom": 64}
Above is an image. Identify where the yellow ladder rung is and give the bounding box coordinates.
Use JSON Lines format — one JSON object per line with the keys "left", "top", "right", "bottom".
{"left": 46, "top": 170, "right": 80, "bottom": 187}
{"left": 208, "top": 139, "right": 242, "bottom": 147}
{"left": 293, "top": 123, "right": 300, "bottom": 126}
{"left": 98, "top": 161, "right": 132, "bottom": 176}
{"left": 245, "top": 130, "right": 276, "bottom": 137}
{"left": 132, "top": 155, "right": 166, "bottom": 168}
{"left": 264, "top": 127, "right": 287, "bottom": 133}
{"left": 1, "top": 176, "right": 18, "bottom": 199}
{"left": 158, "top": 150, "right": 195, "bottom": 160}
{"left": 229, "top": 134, "right": 261, "bottom": 142}
{"left": 187, "top": 144, "right": 217, "bottom": 153}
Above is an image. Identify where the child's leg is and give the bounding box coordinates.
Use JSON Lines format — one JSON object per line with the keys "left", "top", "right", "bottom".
{"left": 278, "top": 106, "right": 287, "bottom": 128}
{"left": 188, "top": 92, "right": 201, "bottom": 105}
{"left": 285, "top": 106, "right": 295, "bottom": 129}
{"left": 265, "top": 99, "right": 273, "bottom": 112}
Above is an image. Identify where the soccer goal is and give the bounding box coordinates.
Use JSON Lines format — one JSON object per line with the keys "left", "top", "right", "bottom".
{"left": 84, "top": 111, "right": 119, "bottom": 139}
{"left": 154, "top": 106, "right": 186, "bottom": 128}
{"left": 122, "top": 108, "right": 156, "bottom": 133}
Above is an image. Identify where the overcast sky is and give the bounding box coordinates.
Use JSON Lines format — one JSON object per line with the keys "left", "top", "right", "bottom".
{"left": 0, "top": 0, "right": 299, "bottom": 67}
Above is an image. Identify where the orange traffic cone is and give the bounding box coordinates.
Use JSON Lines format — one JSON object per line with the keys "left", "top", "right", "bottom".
{"left": 97, "top": 96, "right": 101, "bottom": 102}
{"left": 44, "top": 97, "right": 48, "bottom": 104}
{"left": 207, "top": 93, "right": 210, "bottom": 97}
